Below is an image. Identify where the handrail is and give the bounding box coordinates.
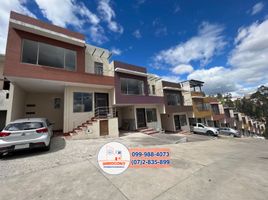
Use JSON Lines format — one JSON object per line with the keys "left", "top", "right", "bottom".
{"left": 94, "top": 106, "right": 116, "bottom": 119}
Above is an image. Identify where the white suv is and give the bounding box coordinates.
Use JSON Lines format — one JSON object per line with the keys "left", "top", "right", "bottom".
{"left": 193, "top": 123, "right": 219, "bottom": 136}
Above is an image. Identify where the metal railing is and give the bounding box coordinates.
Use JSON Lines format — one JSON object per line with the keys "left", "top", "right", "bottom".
{"left": 94, "top": 106, "right": 116, "bottom": 119}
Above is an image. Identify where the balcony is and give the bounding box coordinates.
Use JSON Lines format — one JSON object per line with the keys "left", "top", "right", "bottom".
{"left": 191, "top": 91, "right": 205, "bottom": 98}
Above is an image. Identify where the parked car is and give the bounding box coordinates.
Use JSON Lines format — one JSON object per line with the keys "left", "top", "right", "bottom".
{"left": 192, "top": 123, "right": 219, "bottom": 136}
{"left": 0, "top": 118, "right": 53, "bottom": 156}
{"left": 219, "top": 127, "right": 241, "bottom": 137}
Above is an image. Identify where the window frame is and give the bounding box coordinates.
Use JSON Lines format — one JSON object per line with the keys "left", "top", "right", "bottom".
{"left": 73, "top": 92, "right": 93, "bottom": 113}
{"left": 21, "top": 39, "right": 77, "bottom": 71}
{"left": 94, "top": 62, "right": 104, "bottom": 75}
{"left": 120, "top": 77, "right": 145, "bottom": 95}
{"left": 146, "top": 108, "right": 157, "bottom": 123}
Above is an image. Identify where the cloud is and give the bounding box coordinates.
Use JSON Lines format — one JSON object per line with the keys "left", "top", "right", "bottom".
{"left": 97, "top": 0, "right": 123, "bottom": 34}
{"left": 172, "top": 64, "right": 193, "bottom": 75}
{"left": 251, "top": 2, "right": 264, "bottom": 15}
{"left": 133, "top": 29, "right": 142, "bottom": 39}
{"left": 111, "top": 47, "right": 122, "bottom": 55}
{"left": 174, "top": 5, "right": 180, "bottom": 13}
{"left": 0, "top": 0, "right": 36, "bottom": 54}
{"left": 152, "top": 18, "right": 168, "bottom": 37}
{"left": 35, "top": 0, "right": 99, "bottom": 28}
{"left": 187, "top": 19, "right": 268, "bottom": 95}
{"left": 88, "top": 25, "right": 108, "bottom": 44}
{"left": 160, "top": 75, "right": 182, "bottom": 83}
{"left": 153, "top": 21, "right": 226, "bottom": 68}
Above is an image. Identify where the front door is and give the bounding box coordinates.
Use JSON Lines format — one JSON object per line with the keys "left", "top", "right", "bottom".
{"left": 136, "top": 108, "right": 146, "bottom": 128}
{"left": 95, "top": 93, "right": 109, "bottom": 117}
{"left": 174, "top": 115, "right": 181, "bottom": 131}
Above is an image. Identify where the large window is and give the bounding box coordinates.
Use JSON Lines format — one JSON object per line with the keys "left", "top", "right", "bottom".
{"left": 196, "top": 103, "right": 211, "bottom": 111}
{"left": 120, "top": 78, "right": 144, "bottom": 95}
{"left": 146, "top": 108, "right": 157, "bottom": 122}
{"left": 94, "top": 62, "right": 103, "bottom": 75}
{"left": 21, "top": 39, "right": 76, "bottom": 71}
{"left": 73, "top": 92, "right": 92, "bottom": 112}
{"left": 166, "top": 92, "right": 182, "bottom": 106}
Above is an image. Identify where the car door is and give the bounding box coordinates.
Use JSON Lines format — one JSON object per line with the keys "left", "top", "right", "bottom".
{"left": 198, "top": 124, "right": 205, "bottom": 133}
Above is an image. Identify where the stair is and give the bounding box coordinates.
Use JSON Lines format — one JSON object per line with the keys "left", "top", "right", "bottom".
{"left": 138, "top": 127, "right": 160, "bottom": 135}
{"left": 64, "top": 117, "right": 96, "bottom": 138}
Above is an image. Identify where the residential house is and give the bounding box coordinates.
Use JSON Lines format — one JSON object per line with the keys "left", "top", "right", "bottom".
{"left": 112, "top": 61, "right": 164, "bottom": 132}
{"left": 160, "top": 81, "right": 193, "bottom": 132}
{"left": 3, "top": 11, "right": 117, "bottom": 137}
{"left": 223, "top": 107, "right": 236, "bottom": 128}
{"left": 181, "top": 80, "right": 213, "bottom": 126}
{"left": 206, "top": 97, "right": 225, "bottom": 127}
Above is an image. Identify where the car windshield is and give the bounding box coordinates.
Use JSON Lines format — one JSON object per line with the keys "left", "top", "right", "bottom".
{"left": 4, "top": 122, "right": 44, "bottom": 131}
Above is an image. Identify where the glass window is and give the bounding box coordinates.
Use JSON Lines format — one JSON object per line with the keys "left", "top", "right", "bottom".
{"left": 65, "top": 49, "right": 76, "bottom": 71}
{"left": 152, "top": 85, "right": 156, "bottom": 95}
{"left": 21, "top": 39, "right": 76, "bottom": 71}
{"left": 4, "top": 122, "right": 44, "bottom": 131}
{"left": 120, "top": 78, "right": 144, "bottom": 95}
{"left": 146, "top": 109, "right": 157, "bottom": 122}
{"left": 94, "top": 62, "right": 103, "bottom": 75}
{"left": 22, "top": 39, "right": 38, "bottom": 64}
{"left": 166, "top": 92, "right": 181, "bottom": 106}
{"left": 73, "top": 92, "right": 92, "bottom": 112}
{"left": 38, "top": 42, "right": 64, "bottom": 68}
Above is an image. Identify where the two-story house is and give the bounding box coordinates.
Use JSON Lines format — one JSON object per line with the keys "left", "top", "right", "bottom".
{"left": 160, "top": 81, "right": 193, "bottom": 132}
{"left": 112, "top": 61, "right": 164, "bottom": 132}
{"left": 3, "top": 11, "right": 117, "bottom": 138}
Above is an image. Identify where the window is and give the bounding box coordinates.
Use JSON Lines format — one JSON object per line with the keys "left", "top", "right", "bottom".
{"left": 73, "top": 92, "right": 92, "bottom": 112}
{"left": 120, "top": 78, "right": 144, "bottom": 95}
{"left": 198, "top": 124, "right": 204, "bottom": 128}
{"left": 4, "top": 122, "right": 43, "bottom": 131}
{"left": 211, "top": 105, "right": 220, "bottom": 115}
{"left": 179, "top": 115, "right": 187, "bottom": 126}
{"left": 146, "top": 109, "right": 157, "bottom": 122}
{"left": 21, "top": 39, "right": 76, "bottom": 71}
{"left": 196, "top": 103, "right": 211, "bottom": 111}
{"left": 166, "top": 92, "right": 182, "bottom": 106}
{"left": 22, "top": 40, "right": 38, "bottom": 64}
{"left": 152, "top": 85, "right": 156, "bottom": 95}
{"left": 94, "top": 62, "right": 103, "bottom": 75}
{"left": 38, "top": 42, "right": 64, "bottom": 68}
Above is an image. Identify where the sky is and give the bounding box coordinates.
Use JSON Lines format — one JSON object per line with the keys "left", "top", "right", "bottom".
{"left": 0, "top": 0, "right": 268, "bottom": 97}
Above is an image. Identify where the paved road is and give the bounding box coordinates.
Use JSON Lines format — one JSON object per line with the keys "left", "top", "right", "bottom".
{"left": 0, "top": 134, "right": 267, "bottom": 200}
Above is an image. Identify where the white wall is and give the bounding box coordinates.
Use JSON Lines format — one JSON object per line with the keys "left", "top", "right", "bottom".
{"left": 134, "top": 105, "right": 162, "bottom": 131}
{"left": 181, "top": 82, "right": 193, "bottom": 106}
{"left": 7, "top": 84, "right": 26, "bottom": 123}
{"left": 64, "top": 86, "right": 113, "bottom": 133}
{"left": 85, "top": 49, "right": 114, "bottom": 77}
{"left": 25, "top": 93, "right": 64, "bottom": 130}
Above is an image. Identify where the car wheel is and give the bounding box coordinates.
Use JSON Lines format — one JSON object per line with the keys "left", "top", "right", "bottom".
{"left": 43, "top": 141, "right": 51, "bottom": 151}
{"left": 207, "top": 131, "right": 213, "bottom": 136}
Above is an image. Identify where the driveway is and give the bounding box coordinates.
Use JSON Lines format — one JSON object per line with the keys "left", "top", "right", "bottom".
{"left": 0, "top": 134, "right": 267, "bottom": 200}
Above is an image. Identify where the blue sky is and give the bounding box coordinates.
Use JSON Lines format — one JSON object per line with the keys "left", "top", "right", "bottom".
{"left": 0, "top": 0, "right": 268, "bottom": 96}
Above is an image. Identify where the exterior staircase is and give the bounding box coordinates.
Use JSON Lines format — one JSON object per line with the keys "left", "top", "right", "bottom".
{"left": 63, "top": 117, "right": 97, "bottom": 138}
{"left": 138, "top": 127, "right": 160, "bottom": 135}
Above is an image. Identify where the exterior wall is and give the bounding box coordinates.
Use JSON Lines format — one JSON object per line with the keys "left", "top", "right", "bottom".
{"left": 117, "top": 106, "right": 136, "bottom": 130}
{"left": 6, "top": 84, "right": 26, "bottom": 123}
{"left": 113, "top": 61, "right": 164, "bottom": 105}
{"left": 148, "top": 75, "right": 163, "bottom": 96}
{"left": 85, "top": 46, "right": 114, "bottom": 77}
{"left": 25, "top": 93, "right": 64, "bottom": 130}
{"left": 63, "top": 86, "right": 113, "bottom": 133}
{"left": 180, "top": 81, "right": 193, "bottom": 106}
{"left": 134, "top": 104, "right": 162, "bottom": 131}
{"left": 161, "top": 114, "right": 175, "bottom": 132}
{"left": 4, "top": 13, "right": 114, "bottom": 87}
{"left": 0, "top": 55, "right": 4, "bottom": 89}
